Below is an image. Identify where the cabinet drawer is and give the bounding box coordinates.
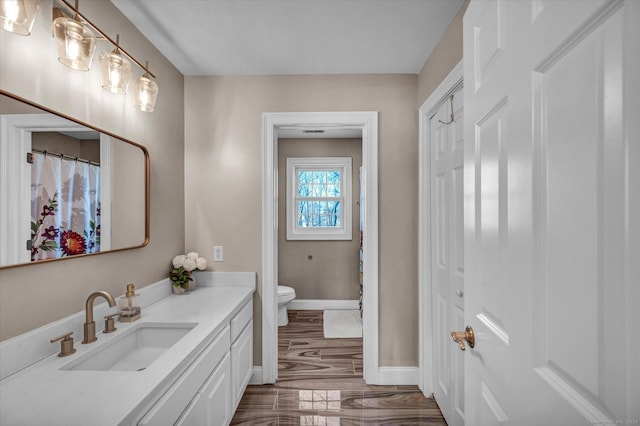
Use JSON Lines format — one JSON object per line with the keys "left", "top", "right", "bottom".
{"left": 138, "top": 326, "right": 230, "bottom": 426}
{"left": 230, "top": 300, "right": 252, "bottom": 342}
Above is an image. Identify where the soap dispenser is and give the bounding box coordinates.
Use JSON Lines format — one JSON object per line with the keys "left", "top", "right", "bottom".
{"left": 119, "top": 284, "right": 141, "bottom": 322}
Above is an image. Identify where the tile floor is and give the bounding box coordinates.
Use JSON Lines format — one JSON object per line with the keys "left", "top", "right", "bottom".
{"left": 231, "top": 310, "right": 447, "bottom": 425}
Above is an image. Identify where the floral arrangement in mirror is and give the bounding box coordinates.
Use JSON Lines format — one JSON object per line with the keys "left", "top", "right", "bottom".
{"left": 170, "top": 252, "right": 207, "bottom": 294}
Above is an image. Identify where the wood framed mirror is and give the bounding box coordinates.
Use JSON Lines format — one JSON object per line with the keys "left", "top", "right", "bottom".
{"left": 0, "top": 90, "right": 149, "bottom": 269}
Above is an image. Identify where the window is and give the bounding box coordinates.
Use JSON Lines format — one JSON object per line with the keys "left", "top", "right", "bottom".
{"left": 286, "top": 157, "right": 352, "bottom": 240}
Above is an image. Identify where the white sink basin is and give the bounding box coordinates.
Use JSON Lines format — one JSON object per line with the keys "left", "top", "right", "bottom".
{"left": 62, "top": 322, "right": 197, "bottom": 372}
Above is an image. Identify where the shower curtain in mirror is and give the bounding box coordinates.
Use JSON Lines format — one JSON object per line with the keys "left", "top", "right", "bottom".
{"left": 30, "top": 152, "right": 100, "bottom": 261}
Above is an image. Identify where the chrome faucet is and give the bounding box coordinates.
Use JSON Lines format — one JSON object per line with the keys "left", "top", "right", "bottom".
{"left": 83, "top": 291, "right": 116, "bottom": 344}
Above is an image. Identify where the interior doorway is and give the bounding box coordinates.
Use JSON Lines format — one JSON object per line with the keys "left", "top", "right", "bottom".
{"left": 261, "top": 111, "right": 379, "bottom": 385}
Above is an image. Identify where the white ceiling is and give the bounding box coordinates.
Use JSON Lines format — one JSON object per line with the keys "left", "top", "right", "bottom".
{"left": 110, "top": 0, "right": 464, "bottom": 76}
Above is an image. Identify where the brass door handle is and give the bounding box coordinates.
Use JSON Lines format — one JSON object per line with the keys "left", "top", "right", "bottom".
{"left": 451, "top": 326, "right": 475, "bottom": 351}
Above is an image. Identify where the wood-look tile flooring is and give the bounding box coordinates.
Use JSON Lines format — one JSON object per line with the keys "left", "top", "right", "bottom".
{"left": 231, "top": 310, "right": 447, "bottom": 425}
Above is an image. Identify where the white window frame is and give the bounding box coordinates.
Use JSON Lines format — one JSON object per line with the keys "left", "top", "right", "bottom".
{"left": 286, "top": 157, "right": 352, "bottom": 240}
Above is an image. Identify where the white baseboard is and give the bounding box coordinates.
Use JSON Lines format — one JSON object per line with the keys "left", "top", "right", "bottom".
{"left": 249, "top": 365, "right": 418, "bottom": 386}
{"left": 249, "top": 366, "right": 263, "bottom": 385}
{"left": 288, "top": 299, "right": 359, "bottom": 310}
{"left": 377, "top": 367, "right": 419, "bottom": 386}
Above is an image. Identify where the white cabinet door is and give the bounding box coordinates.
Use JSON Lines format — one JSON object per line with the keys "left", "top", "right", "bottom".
{"left": 463, "top": 0, "right": 640, "bottom": 424}
{"left": 177, "top": 353, "right": 231, "bottom": 426}
{"left": 431, "top": 86, "right": 465, "bottom": 426}
{"left": 231, "top": 321, "right": 253, "bottom": 411}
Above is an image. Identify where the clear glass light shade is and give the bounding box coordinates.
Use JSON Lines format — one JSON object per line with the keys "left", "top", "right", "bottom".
{"left": 134, "top": 74, "right": 158, "bottom": 112}
{"left": 52, "top": 16, "right": 96, "bottom": 71}
{"left": 99, "top": 49, "right": 131, "bottom": 94}
{"left": 0, "top": 0, "right": 41, "bottom": 35}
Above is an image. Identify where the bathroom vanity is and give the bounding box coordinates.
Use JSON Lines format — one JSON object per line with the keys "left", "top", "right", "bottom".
{"left": 0, "top": 272, "right": 255, "bottom": 426}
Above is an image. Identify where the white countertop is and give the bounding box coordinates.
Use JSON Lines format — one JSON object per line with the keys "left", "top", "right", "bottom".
{"left": 0, "top": 285, "right": 254, "bottom": 426}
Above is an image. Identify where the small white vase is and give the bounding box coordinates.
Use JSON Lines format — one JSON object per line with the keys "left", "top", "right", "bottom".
{"left": 172, "top": 285, "right": 186, "bottom": 295}
{"left": 187, "top": 275, "right": 196, "bottom": 291}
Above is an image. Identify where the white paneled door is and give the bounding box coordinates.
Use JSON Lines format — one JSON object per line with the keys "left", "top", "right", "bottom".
{"left": 463, "top": 0, "right": 639, "bottom": 425}
{"left": 431, "top": 87, "right": 465, "bottom": 426}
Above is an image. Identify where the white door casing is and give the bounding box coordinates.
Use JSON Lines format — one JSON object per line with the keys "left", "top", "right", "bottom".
{"left": 261, "top": 111, "right": 379, "bottom": 384}
{"left": 464, "top": 0, "right": 639, "bottom": 425}
{"left": 0, "top": 115, "right": 32, "bottom": 266}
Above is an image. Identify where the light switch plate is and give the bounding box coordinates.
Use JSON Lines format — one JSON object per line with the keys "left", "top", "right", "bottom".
{"left": 213, "top": 245, "right": 223, "bottom": 262}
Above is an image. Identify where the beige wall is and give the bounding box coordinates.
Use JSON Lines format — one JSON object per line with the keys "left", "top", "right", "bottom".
{"left": 277, "top": 138, "right": 362, "bottom": 300}
{"left": 185, "top": 74, "right": 419, "bottom": 366}
{"left": 32, "top": 133, "right": 101, "bottom": 163}
{"left": 0, "top": 0, "right": 185, "bottom": 340}
{"left": 417, "top": 0, "right": 469, "bottom": 106}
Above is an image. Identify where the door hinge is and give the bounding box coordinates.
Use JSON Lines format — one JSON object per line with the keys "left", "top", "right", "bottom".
{"left": 26, "top": 152, "right": 33, "bottom": 164}
{"left": 26, "top": 240, "right": 32, "bottom": 250}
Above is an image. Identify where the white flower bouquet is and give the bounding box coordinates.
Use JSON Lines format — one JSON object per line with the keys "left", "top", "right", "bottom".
{"left": 170, "top": 252, "right": 207, "bottom": 289}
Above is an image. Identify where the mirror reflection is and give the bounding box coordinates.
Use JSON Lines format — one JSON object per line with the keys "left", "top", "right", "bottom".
{"left": 0, "top": 91, "right": 149, "bottom": 268}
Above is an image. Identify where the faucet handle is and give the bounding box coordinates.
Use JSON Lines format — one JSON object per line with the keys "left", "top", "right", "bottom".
{"left": 103, "top": 313, "right": 119, "bottom": 334}
{"left": 50, "top": 332, "right": 76, "bottom": 357}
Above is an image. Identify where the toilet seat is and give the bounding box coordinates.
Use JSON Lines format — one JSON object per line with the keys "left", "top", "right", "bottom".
{"left": 278, "top": 285, "right": 295, "bottom": 297}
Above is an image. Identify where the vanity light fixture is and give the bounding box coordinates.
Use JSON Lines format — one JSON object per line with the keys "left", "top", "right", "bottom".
{"left": 0, "top": 0, "right": 41, "bottom": 36}
{"left": 99, "top": 34, "right": 131, "bottom": 94}
{"left": 52, "top": 0, "right": 96, "bottom": 71}
{"left": 134, "top": 61, "right": 159, "bottom": 112}
{"left": 51, "top": 0, "right": 159, "bottom": 111}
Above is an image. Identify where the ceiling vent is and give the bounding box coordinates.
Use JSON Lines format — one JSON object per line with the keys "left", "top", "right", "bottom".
{"left": 303, "top": 130, "right": 325, "bottom": 134}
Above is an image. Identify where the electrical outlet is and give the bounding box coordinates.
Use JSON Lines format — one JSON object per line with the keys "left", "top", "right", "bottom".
{"left": 213, "top": 245, "right": 224, "bottom": 262}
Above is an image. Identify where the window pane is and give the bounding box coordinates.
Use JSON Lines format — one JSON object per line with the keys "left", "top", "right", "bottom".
{"left": 297, "top": 202, "right": 309, "bottom": 227}
{"left": 312, "top": 171, "right": 324, "bottom": 184}
{"left": 298, "top": 184, "right": 311, "bottom": 197}
{"left": 312, "top": 183, "right": 326, "bottom": 197}
{"left": 328, "top": 170, "right": 341, "bottom": 184}
{"left": 293, "top": 165, "right": 347, "bottom": 230}
{"left": 298, "top": 201, "right": 308, "bottom": 214}
{"left": 298, "top": 170, "right": 312, "bottom": 184}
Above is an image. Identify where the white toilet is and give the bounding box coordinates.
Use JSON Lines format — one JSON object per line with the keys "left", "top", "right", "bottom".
{"left": 277, "top": 285, "right": 296, "bottom": 326}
